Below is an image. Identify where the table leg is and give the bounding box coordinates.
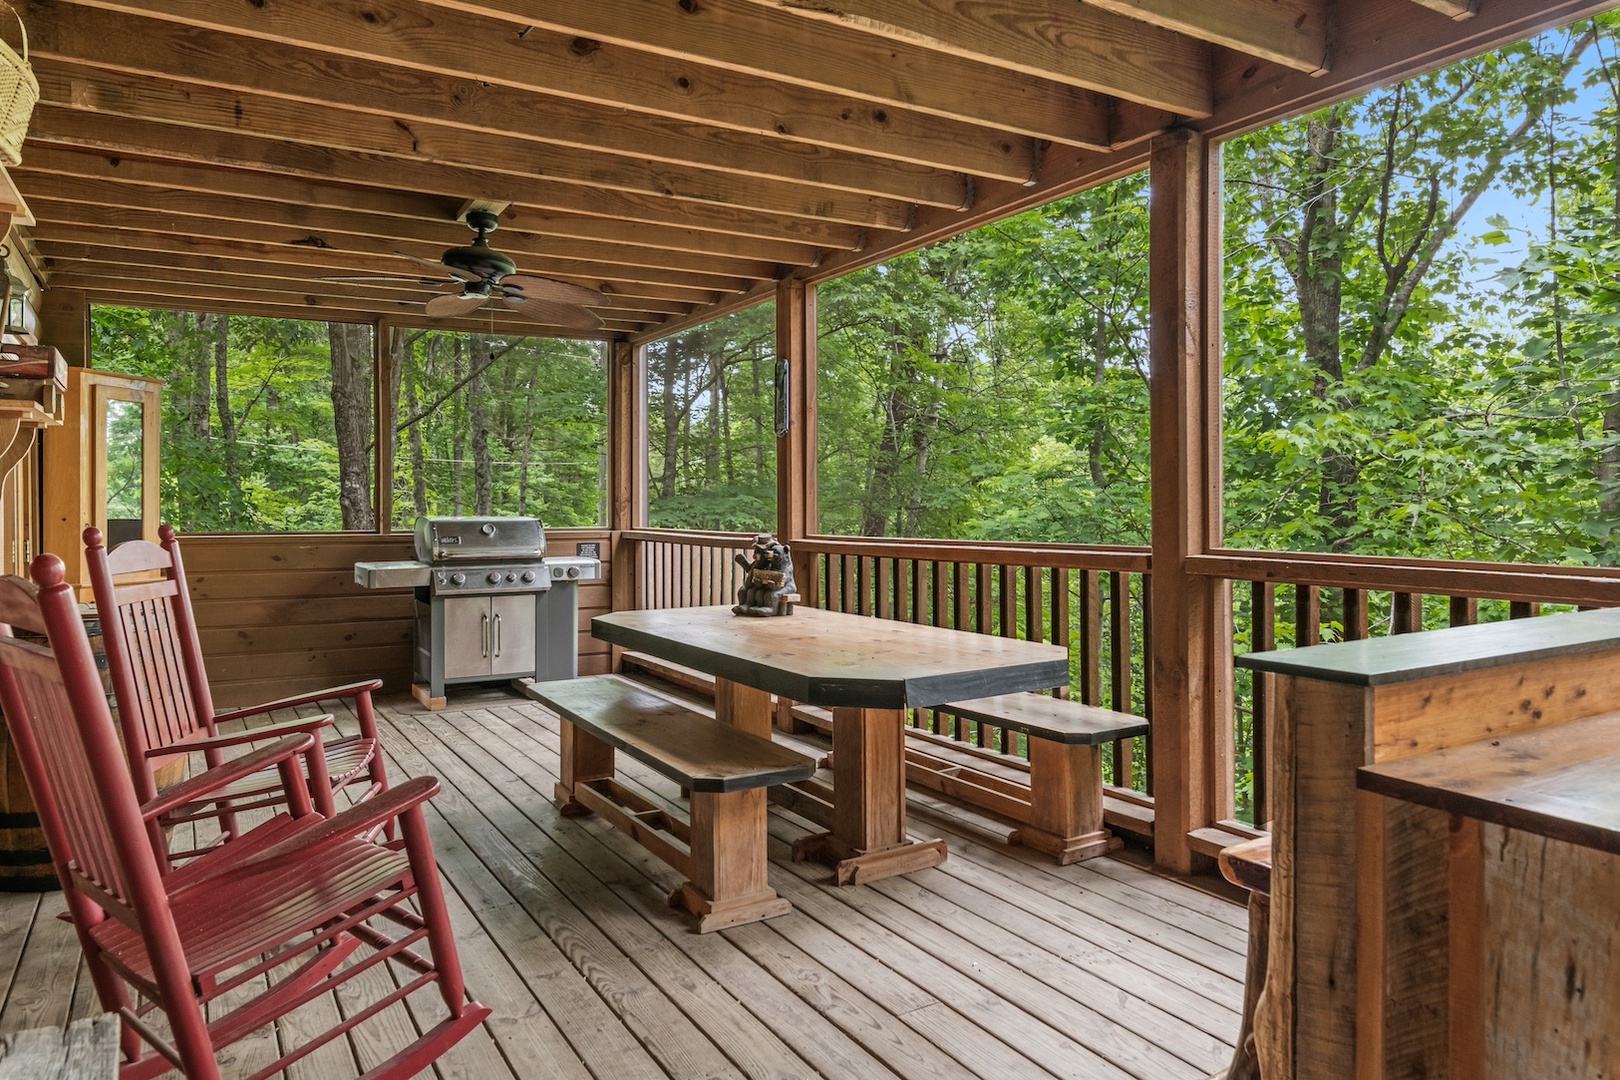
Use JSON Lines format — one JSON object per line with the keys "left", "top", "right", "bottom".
{"left": 714, "top": 678, "right": 774, "bottom": 738}
{"left": 792, "top": 706, "right": 947, "bottom": 885}
{"left": 553, "top": 720, "right": 614, "bottom": 816}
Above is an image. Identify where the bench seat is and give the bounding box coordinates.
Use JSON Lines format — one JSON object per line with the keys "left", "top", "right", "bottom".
{"left": 942, "top": 692, "right": 1148, "bottom": 864}
{"left": 525, "top": 674, "right": 817, "bottom": 932}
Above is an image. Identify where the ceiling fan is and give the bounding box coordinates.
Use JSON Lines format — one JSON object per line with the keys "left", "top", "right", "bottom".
{"left": 323, "top": 210, "right": 607, "bottom": 330}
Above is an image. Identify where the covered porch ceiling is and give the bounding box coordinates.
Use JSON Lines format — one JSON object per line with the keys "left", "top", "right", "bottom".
{"left": 7, "top": 0, "right": 1613, "bottom": 342}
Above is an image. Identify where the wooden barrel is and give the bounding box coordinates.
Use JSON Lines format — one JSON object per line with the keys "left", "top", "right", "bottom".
{"left": 0, "top": 719, "right": 56, "bottom": 892}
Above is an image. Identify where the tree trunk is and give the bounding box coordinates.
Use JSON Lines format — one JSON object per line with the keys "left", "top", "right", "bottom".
{"left": 450, "top": 337, "right": 465, "bottom": 515}
{"left": 173, "top": 312, "right": 210, "bottom": 438}
{"left": 469, "top": 335, "right": 493, "bottom": 515}
{"left": 406, "top": 362, "right": 428, "bottom": 518}
{"left": 328, "top": 322, "right": 375, "bottom": 531}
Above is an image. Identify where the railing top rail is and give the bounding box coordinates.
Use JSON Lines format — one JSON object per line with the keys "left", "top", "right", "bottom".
{"left": 617, "top": 529, "right": 757, "bottom": 546}
{"left": 794, "top": 535, "right": 1152, "bottom": 573}
{"left": 1192, "top": 551, "right": 1620, "bottom": 607}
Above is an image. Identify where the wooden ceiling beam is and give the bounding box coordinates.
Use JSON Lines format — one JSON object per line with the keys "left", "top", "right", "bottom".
{"left": 418, "top": 0, "right": 1122, "bottom": 141}
{"left": 1407, "top": 0, "right": 1480, "bottom": 20}
{"left": 31, "top": 55, "right": 969, "bottom": 212}
{"left": 1082, "top": 0, "right": 1332, "bottom": 74}
{"left": 28, "top": 223, "right": 738, "bottom": 304}
{"left": 729, "top": 0, "right": 1212, "bottom": 112}
{"left": 38, "top": 240, "right": 723, "bottom": 310}
{"left": 15, "top": 145, "right": 863, "bottom": 255}
{"left": 32, "top": 0, "right": 1086, "bottom": 173}
{"left": 20, "top": 175, "right": 792, "bottom": 282}
{"left": 25, "top": 108, "right": 916, "bottom": 237}
{"left": 27, "top": 96, "right": 920, "bottom": 234}
{"left": 47, "top": 265, "right": 689, "bottom": 322}
{"left": 78, "top": 286, "right": 624, "bottom": 339}
{"left": 26, "top": 3, "right": 1039, "bottom": 185}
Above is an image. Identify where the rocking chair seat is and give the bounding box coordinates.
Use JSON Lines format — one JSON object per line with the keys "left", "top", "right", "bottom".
{"left": 91, "top": 835, "right": 411, "bottom": 990}
{"left": 160, "top": 735, "right": 380, "bottom": 822}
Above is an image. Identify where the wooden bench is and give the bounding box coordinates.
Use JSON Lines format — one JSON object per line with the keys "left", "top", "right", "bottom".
{"left": 524, "top": 674, "right": 818, "bottom": 932}
{"left": 941, "top": 693, "right": 1149, "bottom": 864}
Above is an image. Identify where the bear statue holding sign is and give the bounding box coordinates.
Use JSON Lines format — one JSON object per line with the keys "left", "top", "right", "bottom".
{"left": 732, "top": 533, "right": 799, "bottom": 617}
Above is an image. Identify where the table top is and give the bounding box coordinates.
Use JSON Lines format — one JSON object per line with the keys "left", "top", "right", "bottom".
{"left": 593, "top": 605, "right": 1071, "bottom": 710}
{"left": 1235, "top": 606, "right": 1620, "bottom": 687}
{"left": 1357, "top": 709, "right": 1620, "bottom": 856}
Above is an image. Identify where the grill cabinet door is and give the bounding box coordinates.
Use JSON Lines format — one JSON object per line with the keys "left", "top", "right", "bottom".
{"left": 442, "top": 596, "right": 492, "bottom": 678}
{"left": 489, "top": 594, "right": 537, "bottom": 676}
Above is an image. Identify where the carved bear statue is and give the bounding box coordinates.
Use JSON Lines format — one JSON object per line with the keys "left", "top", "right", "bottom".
{"left": 732, "top": 533, "right": 799, "bottom": 617}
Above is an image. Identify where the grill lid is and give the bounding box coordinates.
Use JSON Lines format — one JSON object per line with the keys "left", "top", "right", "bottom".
{"left": 414, "top": 516, "right": 545, "bottom": 563}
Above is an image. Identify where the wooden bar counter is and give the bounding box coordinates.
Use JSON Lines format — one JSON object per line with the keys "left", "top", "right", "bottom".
{"left": 1237, "top": 607, "right": 1620, "bottom": 1080}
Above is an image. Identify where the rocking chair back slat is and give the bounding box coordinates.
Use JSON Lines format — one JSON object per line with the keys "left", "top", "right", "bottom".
{"left": 119, "top": 590, "right": 204, "bottom": 753}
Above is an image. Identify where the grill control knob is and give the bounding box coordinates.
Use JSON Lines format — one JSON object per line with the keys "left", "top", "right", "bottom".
{"left": 487, "top": 571, "right": 502, "bottom": 585}
{"left": 566, "top": 566, "right": 581, "bottom": 579}
{"left": 521, "top": 570, "right": 536, "bottom": 584}
{"left": 552, "top": 566, "right": 564, "bottom": 579}
{"left": 481, "top": 523, "right": 496, "bottom": 536}
{"left": 506, "top": 572, "right": 517, "bottom": 583}
{"left": 450, "top": 572, "right": 466, "bottom": 588}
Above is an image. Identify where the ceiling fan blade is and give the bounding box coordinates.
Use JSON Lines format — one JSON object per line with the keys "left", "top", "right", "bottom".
{"left": 316, "top": 274, "right": 451, "bottom": 285}
{"left": 503, "top": 294, "right": 604, "bottom": 330}
{"left": 501, "top": 274, "right": 606, "bottom": 306}
{"left": 425, "top": 292, "right": 489, "bottom": 318}
{"left": 395, "top": 250, "right": 480, "bottom": 282}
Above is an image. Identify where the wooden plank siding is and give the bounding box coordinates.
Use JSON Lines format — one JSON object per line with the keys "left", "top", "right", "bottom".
{"left": 182, "top": 528, "right": 612, "bottom": 707}
{"left": 0, "top": 688, "right": 1245, "bottom": 1080}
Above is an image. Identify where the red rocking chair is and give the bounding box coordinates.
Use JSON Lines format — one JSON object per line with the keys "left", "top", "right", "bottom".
{"left": 0, "top": 554, "right": 490, "bottom": 1080}
{"left": 85, "top": 525, "right": 391, "bottom": 858}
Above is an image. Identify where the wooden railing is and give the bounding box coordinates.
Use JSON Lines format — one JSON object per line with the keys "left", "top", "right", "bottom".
{"left": 617, "top": 529, "right": 756, "bottom": 611}
{"left": 796, "top": 537, "right": 1153, "bottom": 799}
{"left": 1190, "top": 551, "right": 1620, "bottom": 828}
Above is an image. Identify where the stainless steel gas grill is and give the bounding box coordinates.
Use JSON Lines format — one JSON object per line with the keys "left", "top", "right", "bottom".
{"left": 354, "top": 516, "right": 600, "bottom": 709}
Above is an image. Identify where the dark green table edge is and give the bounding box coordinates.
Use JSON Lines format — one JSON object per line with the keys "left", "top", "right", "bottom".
{"left": 1235, "top": 606, "right": 1620, "bottom": 687}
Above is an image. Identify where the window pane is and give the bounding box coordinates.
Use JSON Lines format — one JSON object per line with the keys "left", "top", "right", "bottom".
{"left": 90, "top": 307, "right": 375, "bottom": 533}
{"left": 389, "top": 331, "right": 607, "bottom": 528}
{"left": 647, "top": 305, "right": 778, "bottom": 531}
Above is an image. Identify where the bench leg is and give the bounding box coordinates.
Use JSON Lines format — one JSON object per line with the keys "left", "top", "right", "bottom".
{"left": 672, "top": 788, "right": 792, "bottom": 933}
{"left": 1018, "top": 739, "right": 1120, "bottom": 864}
{"left": 553, "top": 721, "right": 615, "bottom": 817}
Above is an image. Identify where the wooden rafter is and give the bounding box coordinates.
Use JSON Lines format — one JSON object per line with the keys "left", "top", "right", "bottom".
{"left": 1407, "top": 0, "right": 1480, "bottom": 20}
{"left": 1082, "top": 0, "right": 1332, "bottom": 74}
{"left": 737, "top": 0, "right": 1214, "bottom": 112}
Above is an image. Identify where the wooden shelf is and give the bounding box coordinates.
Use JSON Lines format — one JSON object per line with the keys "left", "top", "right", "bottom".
{"left": 1358, "top": 709, "right": 1620, "bottom": 856}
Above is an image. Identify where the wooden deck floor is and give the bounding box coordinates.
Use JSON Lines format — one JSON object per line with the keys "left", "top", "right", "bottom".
{"left": 0, "top": 688, "right": 1246, "bottom": 1080}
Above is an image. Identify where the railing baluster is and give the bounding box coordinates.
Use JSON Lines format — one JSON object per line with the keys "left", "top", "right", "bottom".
{"left": 1343, "top": 588, "right": 1368, "bottom": 641}
{"left": 910, "top": 560, "right": 925, "bottom": 624}
{"left": 1392, "top": 591, "right": 1422, "bottom": 634}
{"left": 1140, "top": 575, "right": 1153, "bottom": 796}
{"left": 931, "top": 561, "right": 948, "bottom": 735}
{"left": 1079, "top": 570, "right": 1102, "bottom": 707}
{"left": 975, "top": 564, "right": 993, "bottom": 635}
{"left": 998, "top": 565, "right": 1017, "bottom": 639}
{"left": 1251, "top": 580, "right": 1276, "bottom": 826}
{"left": 1510, "top": 600, "right": 1540, "bottom": 619}
{"left": 954, "top": 562, "right": 971, "bottom": 631}
{"left": 1449, "top": 595, "right": 1478, "bottom": 626}
{"left": 1051, "top": 567, "right": 1071, "bottom": 700}
{"left": 875, "top": 558, "right": 893, "bottom": 620}
{"left": 1295, "top": 583, "right": 1321, "bottom": 646}
{"left": 1109, "top": 570, "right": 1133, "bottom": 789}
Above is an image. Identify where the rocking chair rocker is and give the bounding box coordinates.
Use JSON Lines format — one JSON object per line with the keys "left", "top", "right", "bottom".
{"left": 0, "top": 554, "right": 489, "bottom": 1080}
{"left": 85, "top": 525, "right": 391, "bottom": 862}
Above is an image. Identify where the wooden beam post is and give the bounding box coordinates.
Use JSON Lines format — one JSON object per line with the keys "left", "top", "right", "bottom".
{"left": 1148, "top": 128, "right": 1232, "bottom": 874}
{"left": 775, "top": 278, "right": 818, "bottom": 599}
{"left": 608, "top": 338, "right": 649, "bottom": 624}
{"left": 373, "top": 319, "right": 394, "bottom": 533}
{"left": 38, "top": 288, "right": 90, "bottom": 367}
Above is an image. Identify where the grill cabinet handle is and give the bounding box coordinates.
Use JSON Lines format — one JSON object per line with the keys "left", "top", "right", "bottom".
{"left": 493, "top": 613, "right": 502, "bottom": 656}
{"left": 481, "top": 612, "right": 490, "bottom": 658}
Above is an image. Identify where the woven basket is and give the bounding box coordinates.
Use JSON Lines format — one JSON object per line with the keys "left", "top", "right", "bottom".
{"left": 0, "top": 9, "right": 37, "bottom": 167}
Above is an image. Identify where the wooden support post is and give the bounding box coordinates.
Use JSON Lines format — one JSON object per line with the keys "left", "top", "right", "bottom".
{"left": 775, "top": 278, "right": 818, "bottom": 597}
{"left": 677, "top": 788, "right": 792, "bottom": 933}
{"left": 1147, "top": 128, "right": 1231, "bottom": 874}
{"left": 373, "top": 319, "right": 394, "bottom": 533}
{"left": 608, "top": 338, "right": 648, "bottom": 634}
{"left": 38, "top": 289, "right": 90, "bottom": 366}
{"left": 1019, "top": 739, "right": 1119, "bottom": 864}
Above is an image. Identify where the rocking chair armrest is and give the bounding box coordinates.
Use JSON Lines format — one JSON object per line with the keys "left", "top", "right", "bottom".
{"left": 140, "top": 735, "right": 317, "bottom": 821}
{"left": 145, "top": 714, "right": 335, "bottom": 757}
{"left": 213, "top": 679, "right": 384, "bottom": 724}
{"left": 217, "top": 776, "right": 441, "bottom": 867}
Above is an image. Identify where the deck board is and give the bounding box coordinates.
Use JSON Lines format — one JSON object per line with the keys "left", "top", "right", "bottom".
{"left": 0, "top": 688, "right": 1244, "bottom": 1079}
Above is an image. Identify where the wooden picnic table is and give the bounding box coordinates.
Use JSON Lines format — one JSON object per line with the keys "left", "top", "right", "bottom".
{"left": 592, "top": 605, "right": 1070, "bottom": 884}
